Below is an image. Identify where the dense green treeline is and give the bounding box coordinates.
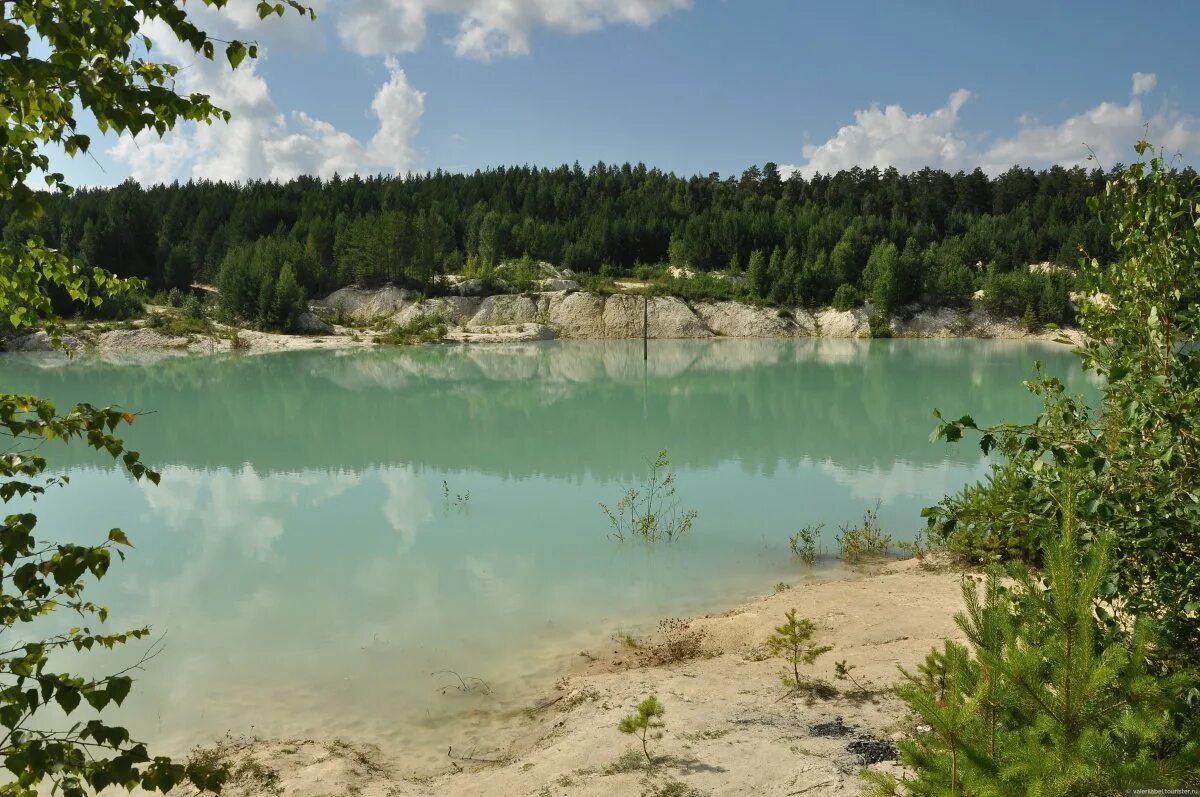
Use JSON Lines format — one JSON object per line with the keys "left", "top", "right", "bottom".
{"left": 4, "top": 161, "right": 1176, "bottom": 327}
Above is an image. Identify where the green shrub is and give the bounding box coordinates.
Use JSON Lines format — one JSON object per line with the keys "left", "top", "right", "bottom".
{"left": 375, "top": 314, "right": 446, "bottom": 345}
{"left": 865, "top": 512, "right": 1200, "bottom": 796}
{"left": 831, "top": 283, "right": 860, "bottom": 311}
{"left": 789, "top": 524, "right": 822, "bottom": 565}
{"left": 835, "top": 504, "right": 892, "bottom": 563}
{"left": 498, "top": 254, "right": 542, "bottom": 292}
{"left": 181, "top": 293, "right": 205, "bottom": 320}
{"left": 618, "top": 696, "right": 666, "bottom": 765}
{"left": 650, "top": 271, "right": 740, "bottom": 303}
{"left": 767, "top": 609, "right": 831, "bottom": 698}
{"left": 601, "top": 450, "right": 697, "bottom": 543}
{"left": 82, "top": 289, "right": 145, "bottom": 321}
{"left": 147, "top": 311, "right": 212, "bottom": 337}
{"left": 925, "top": 143, "right": 1200, "bottom": 665}
{"left": 981, "top": 267, "right": 1073, "bottom": 325}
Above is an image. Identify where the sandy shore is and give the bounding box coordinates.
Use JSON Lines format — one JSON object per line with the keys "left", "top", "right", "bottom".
{"left": 170, "top": 558, "right": 966, "bottom": 796}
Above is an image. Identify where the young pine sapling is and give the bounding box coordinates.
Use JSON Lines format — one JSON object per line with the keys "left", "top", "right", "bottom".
{"left": 618, "top": 695, "right": 666, "bottom": 765}
{"left": 767, "top": 609, "right": 832, "bottom": 698}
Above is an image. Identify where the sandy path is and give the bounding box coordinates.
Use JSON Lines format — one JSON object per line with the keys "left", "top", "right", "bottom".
{"left": 170, "top": 558, "right": 966, "bottom": 796}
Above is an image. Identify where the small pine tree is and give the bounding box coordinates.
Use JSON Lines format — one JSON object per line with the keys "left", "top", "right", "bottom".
{"left": 767, "top": 609, "right": 831, "bottom": 697}
{"left": 1021, "top": 301, "right": 1039, "bottom": 332}
{"left": 865, "top": 503, "right": 1200, "bottom": 796}
{"left": 618, "top": 695, "right": 666, "bottom": 764}
{"left": 272, "top": 263, "right": 307, "bottom": 332}
{"left": 746, "top": 249, "right": 768, "bottom": 299}
{"left": 831, "top": 282, "right": 859, "bottom": 311}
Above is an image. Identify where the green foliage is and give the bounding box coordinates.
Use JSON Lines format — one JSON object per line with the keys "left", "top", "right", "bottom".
{"left": 0, "top": 396, "right": 229, "bottom": 794}
{"left": 865, "top": 513, "right": 1200, "bottom": 796}
{"left": 650, "top": 271, "right": 741, "bottom": 303}
{"left": 7, "top": 160, "right": 1105, "bottom": 314}
{"left": 789, "top": 524, "right": 822, "bottom": 566}
{"left": 745, "top": 249, "right": 769, "bottom": 299}
{"left": 1021, "top": 302, "right": 1039, "bottom": 332}
{"left": 0, "top": 0, "right": 310, "bottom": 338}
{"left": 863, "top": 241, "right": 899, "bottom": 313}
{"left": 78, "top": 288, "right": 146, "bottom": 322}
{"left": 980, "top": 267, "right": 1073, "bottom": 326}
{"left": 335, "top": 209, "right": 453, "bottom": 288}
{"left": 835, "top": 504, "right": 892, "bottom": 563}
{"left": 601, "top": 450, "right": 697, "bottom": 543}
{"left": 868, "top": 312, "right": 893, "bottom": 338}
{"left": 766, "top": 609, "right": 831, "bottom": 697}
{"left": 146, "top": 310, "right": 212, "bottom": 338}
{"left": 831, "top": 283, "right": 860, "bottom": 311}
{"left": 496, "top": 255, "right": 544, "bottom": 293}
{"left": 0, "top": 2, "right": 312, "bottom": 793}
{"left": 216, "top": 238, "right": 311, "bottom": 331}
{"left": 181, "top": 293, "right": 206, "bottom": 321}
{"left": 375, "top": 314, "right": 447, "bottom": 346}
{"left": 925, "top": 142, "right": 1200, "bottom": 665}
{"left": 834, "top": 659, "right": 870, "bottom": 695}
{"left": 618, "top": 695, "right": 666, "bottom": 765}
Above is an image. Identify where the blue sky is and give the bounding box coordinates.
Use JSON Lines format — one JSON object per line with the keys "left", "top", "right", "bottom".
{"left": 55, "top": 0, "right": 1200, "bottom": 187}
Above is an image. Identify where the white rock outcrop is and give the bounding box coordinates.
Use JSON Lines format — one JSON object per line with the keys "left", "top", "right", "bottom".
{"left": 815, "top": 308, "right": 870, "bottom": 338}
{"left": 3, "top": 331, "right": 83, "bottom": 352}
{"left": 536, "top": 278, "right": 580, "bottom": 292}
{"left": 295, "top": 312, "right": 335, "bottom": 335}
{"left": 894, "top": 307, "right": 967, "bottom": 338}
{"left": 392, "top": 296, "right": 482, "bottom": 327}
{"left": 693, "top": 301, "right": 806, "bottom": 337}
{"left": 601, "top": 294, "right": 711, "bottom": 339}
{"left": 98, "top": 329, "right": 192, "bottom": 351}
{"left": 544, "top": 291, "right": 608, "bottom": 338}
{"left": 446, "top": 323, "right": 557, "bottom": 344}
{"left": 321, "top": 285, "right": 415, "bottom": 322}
{"left": 468, "top": 295, "right": 542, "bottom": 327}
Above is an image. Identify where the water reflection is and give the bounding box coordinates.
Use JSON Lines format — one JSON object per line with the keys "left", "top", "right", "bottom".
{"left": 2, "top": 338, "right": 1092, "bottom": 479}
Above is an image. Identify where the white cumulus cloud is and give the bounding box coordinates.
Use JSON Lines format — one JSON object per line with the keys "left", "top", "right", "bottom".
{"left": 110, "top": 31, "right": 424, "bottom": 184}
{"left": 787, "top": 89, "right": 973, "bottom": 178}
{"left": 335, "top": 0, "right": 690, "bottom": 60}
{"left": 783, "top": 73, "right": 1200, "bottom": 178}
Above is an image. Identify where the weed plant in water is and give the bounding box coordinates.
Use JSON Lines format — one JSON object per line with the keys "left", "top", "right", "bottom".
{"left": 601, "top": 450, "right": 697, "bottom": 542}
{"left": 836, "top": 504, "right": 892, "bottom": 563}
{"left": 789, "top": 523, "right": 823, "bottom": 565}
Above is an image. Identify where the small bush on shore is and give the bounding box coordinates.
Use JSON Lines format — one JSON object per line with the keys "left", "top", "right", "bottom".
{"left": 375, "top": 314, "right": 446, "bottom": 345}
{"left": 836, "top": 504, "right": 892, "bottom": 563}
{"left": 896, "top": 142, "right": 1200, "bottom": 795}
{"left": 637, "top": 618, "right": 707, "bottom": 666}
{"left": 767, "top": 609, "right": 831, "bottom": 698}
{"left": 147, "top": 310, "right": 213, "bottom": 337}
{"left": 832, "top": 283, "right": 860, "bottom": 311}
{"left": 865, "top": 510, "right": 1200, "bottom": 796}
{"left": 618, "top": 695, "right": 666, "bottom": 765}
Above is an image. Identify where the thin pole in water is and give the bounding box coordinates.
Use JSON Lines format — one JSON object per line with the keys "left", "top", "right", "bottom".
{"left": 643, "top": 294, "right": 648, "bottom": 361}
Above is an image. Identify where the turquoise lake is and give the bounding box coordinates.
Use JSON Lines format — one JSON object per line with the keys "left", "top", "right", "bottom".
{"left": 0, "top": 339, "right": 1094, "bottom": 768}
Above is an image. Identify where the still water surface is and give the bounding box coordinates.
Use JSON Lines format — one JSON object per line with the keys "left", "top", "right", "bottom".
{"left": 0, "top": 339, "right": 1093, "bottom": 765}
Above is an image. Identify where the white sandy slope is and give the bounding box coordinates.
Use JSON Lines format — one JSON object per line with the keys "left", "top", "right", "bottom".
{"left": 168, "top": 558, "right": 966, "bottom": 797}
